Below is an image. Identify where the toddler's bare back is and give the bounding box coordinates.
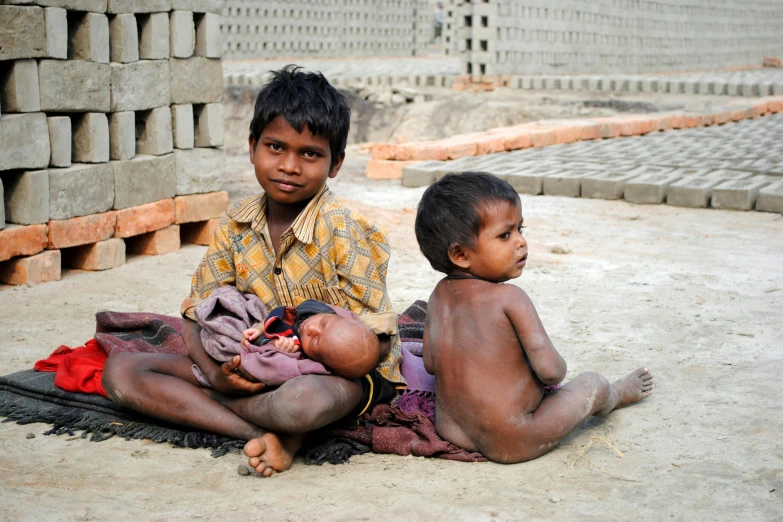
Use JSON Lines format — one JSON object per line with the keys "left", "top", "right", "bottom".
{"left": 424, "top": 279, "right": 548, "bottom": 455}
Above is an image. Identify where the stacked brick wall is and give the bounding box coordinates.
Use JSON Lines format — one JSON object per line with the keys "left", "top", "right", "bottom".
{"left": 455, "top": 0, "right": 783, "bottom": 77}
{"left": 221, "top": 0, "right": 432, "bottom": 60}
{"left": 0, "top": 1, "right": 228, "bottom": 286}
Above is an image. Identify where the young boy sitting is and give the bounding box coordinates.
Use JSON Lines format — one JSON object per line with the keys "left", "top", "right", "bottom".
{"left": 103, "top": 65, "right": 404, "bottom": 477}
{"left": 414, "top": 172, "right": 654, "bottom": 463}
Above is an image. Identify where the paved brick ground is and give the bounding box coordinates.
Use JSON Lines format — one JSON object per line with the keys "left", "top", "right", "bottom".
{"left": 511, "top": 68, "right": 783, "bottom": 98}
{"left": 404, "top": 113, "right": 783, "bottom": 212}
{"left": 223, "top": 55, "right": 461, "bottom": 85}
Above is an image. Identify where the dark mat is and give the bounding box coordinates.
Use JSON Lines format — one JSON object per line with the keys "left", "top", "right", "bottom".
{"left": 0, "top": 369, "right": 244, "bottom": 457}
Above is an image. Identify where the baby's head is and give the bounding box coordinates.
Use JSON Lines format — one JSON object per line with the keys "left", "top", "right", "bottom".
{"left": 415, "top": 172, "right": 527, "bottom": 282}
{"left": 297, "top": 313, "right": 380, "bottom": 379}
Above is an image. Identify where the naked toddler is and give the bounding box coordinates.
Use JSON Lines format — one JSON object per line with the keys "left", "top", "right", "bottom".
{"left": 414, "top": 172, "right": 654, "bottom": 463}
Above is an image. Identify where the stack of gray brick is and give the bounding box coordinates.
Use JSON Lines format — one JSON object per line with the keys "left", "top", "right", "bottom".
{"left": 220, "top": 0, "right": 432, "bottom": 60}
{"left": 0, "top": 1, "right": 225, "bottom": 279}
{"left": 455, "top": 0, "right": 783, "bottom": 78}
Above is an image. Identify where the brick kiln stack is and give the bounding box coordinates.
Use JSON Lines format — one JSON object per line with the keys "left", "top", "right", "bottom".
{"left": 0, "top": 0, "right": 228, "bottom": 285}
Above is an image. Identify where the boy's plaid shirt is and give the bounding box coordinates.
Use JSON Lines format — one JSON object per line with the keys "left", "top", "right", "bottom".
{"left": 181, "top": 185, "right": 405, "bottom": 385}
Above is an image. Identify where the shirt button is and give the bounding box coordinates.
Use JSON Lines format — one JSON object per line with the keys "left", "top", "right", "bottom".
{"left": 274, "top": 267, "right": 282, "bottom": 275}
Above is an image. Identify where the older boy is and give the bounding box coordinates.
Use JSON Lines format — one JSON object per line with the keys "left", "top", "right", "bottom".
{"left": 415, "top": 172, "right": 654, "bottom": 463}
{"left": 103, "top": 66, "right": 404, "bottom": 476}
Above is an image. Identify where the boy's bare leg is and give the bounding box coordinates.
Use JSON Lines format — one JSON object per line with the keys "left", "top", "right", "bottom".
{"left": 220, "top": 375, "right": 364, "bottom": 477}
{"left": 102, "top": 353, "right": 266, "bottom": 441}
{"left": 490, "top": 367, "right": 654, "bottom": 463}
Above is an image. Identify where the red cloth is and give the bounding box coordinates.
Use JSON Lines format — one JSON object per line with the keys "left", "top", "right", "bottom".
{"left": 34, "top": 339, "right": 108, "bottom": 397}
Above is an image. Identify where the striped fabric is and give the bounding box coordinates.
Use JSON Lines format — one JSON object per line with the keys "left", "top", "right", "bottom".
{"left": 181, "top": 186, "right": 405, "bottom": 385}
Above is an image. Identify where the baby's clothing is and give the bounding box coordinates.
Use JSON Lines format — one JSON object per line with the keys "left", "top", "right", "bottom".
{"left": 193, "top": 286, "right": 342, "bottom": 386}
{"left": 250, "top": 299, "right": 336, "bottom": 349}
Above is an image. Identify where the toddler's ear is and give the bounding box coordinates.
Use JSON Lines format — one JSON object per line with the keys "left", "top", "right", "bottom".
{"left": 447, "top": 243, "right": 471, "bottom": 269}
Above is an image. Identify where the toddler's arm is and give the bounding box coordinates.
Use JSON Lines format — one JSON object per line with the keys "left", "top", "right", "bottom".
{"left": 503, "top": 285, "right": 566, "bottom": 385}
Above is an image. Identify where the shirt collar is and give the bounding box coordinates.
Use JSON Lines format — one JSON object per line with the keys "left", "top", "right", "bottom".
{"left": 227, "top": 185, "right": 330, "bottom": 245}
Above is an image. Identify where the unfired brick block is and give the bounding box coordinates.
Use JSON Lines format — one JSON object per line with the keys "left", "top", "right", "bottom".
{"left": 174, "top": 148, "right": 224, "bottom": 195}
{"left": 44, "top": 7, "right": 67, "bottom": 59}
{"left": 171, "top": 103, "right": 194, "bottom": 149}
{"left": 110, "top": 60, "right": 171, "bottom": 112}
{"left": 106, "top": 0, "right": 170, "bottom": 14}
{"left": 711, "top": 176, "right": 771, "bottom": 210}
{"left": 109, "top": 13, "right": 139, "bottom": 63}
{"left": 38, "top": 60, "right": 110, "bottom": 112}
{"left": 2, "top": 169, "right": 49, "bottom": 225}
{"left": 195, "top": 12, "right": 221, "bottom": 58}
{"left": 112, "top": 153, "right": 176, "bottom": 209}
{"left": 756, "top": 181, "right": 783, "bottom": 213}
{"left": 624, "top": 172, "right": 682, "bottom": 204}
{"left": 136, "top": 106, "right": 173, "bottom": 155}
{"left": 169, "top": 10, "right": 194, "bottom": 58}
{"left": 36, "top": 1, "right": 107, "bottom": 12}
{"left": 667, "top": 176, "right": 726, "bottom": 208}
{"left": 0, "top": 59, "right": 40, "bottom": 112}
{"left": 169, "top": 58, "right": 222, "bottom": 104}
{"left": 0, "top": 113, "right": 51, "bottom": 171}
{"left": 67, "top": 12, "right": 109, "bottom": 63}
{"left": 138, "top": 12, "right": 170, "bottom": 60}
{"left": 581, "top": 171, "right": 642, "bottom": 200}
{"left": 72, "top": 112, "right": 110, "bottom": 163}
{"left": 194, "top": 103, "right": 223, "bottom": 147}
{"left": 49, "top": 163, "right": 114, "bottom": 219}
{"left": 0, "top": 6, "right": 46, "bottom": 60}
{"left": 109, "top": 111, "right": 135, "bottom": 160}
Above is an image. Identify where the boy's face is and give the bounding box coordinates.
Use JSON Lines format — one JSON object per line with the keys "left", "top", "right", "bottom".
{"left": 457, "top": 200, "right": 528, "bottom": 282}
{"left": 249, "top": 116, "right": 344, "bottom": 206}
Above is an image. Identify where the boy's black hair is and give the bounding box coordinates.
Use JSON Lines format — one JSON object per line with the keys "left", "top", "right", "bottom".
{"left": 415, "top": 172, "right": 520, "bottom": 274}
{"left": 249, "top": 65, "right": 351, "bottom": 167}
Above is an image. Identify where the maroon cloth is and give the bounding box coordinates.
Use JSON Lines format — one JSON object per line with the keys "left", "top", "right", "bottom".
{"left": 94, "top": 311, "right": 187, "bottom": 356}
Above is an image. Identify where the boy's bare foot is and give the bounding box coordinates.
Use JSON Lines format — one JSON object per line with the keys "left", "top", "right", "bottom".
{"left": 613, "top": 367, "right": 655, "bottom": 409}
{"left": 244, "top": 432, "right": 304, "bottom": 477}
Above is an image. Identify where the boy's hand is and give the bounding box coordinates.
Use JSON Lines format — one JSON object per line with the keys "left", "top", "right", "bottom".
{"left": 241, "top": 328, "right": 262, "bottom": 350}
{"left": 271, "top": 337, "right": 299, "bottom": 353}
{"left": 209, "top": 356, "right": 266, "bottom": 395}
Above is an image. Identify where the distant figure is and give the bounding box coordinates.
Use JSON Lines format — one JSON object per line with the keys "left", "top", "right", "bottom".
{"left": 415, "top": 172, "right": 655, "bottom": 463}
{"left": 432, "top": 1, "right": 444, "bottom": 44}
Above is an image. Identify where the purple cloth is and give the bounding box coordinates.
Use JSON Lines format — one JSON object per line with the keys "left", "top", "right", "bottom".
{"left": 193, "top": 286, "right": 330, "bottom": 386}
{"left": 400, "top": 342, "right": 435, "bottom": 393}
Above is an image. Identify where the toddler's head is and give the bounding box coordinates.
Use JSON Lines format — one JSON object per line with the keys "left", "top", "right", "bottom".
{"left": 415, "top": 172, "right": 527, "bottom": 282}
{"left": 298, "top": 313, "right": 380, "bottom": 379}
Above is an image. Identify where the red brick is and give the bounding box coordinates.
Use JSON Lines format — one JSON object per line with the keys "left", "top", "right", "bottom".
{"left": 444, "top": 139, "right": 478, "bottom": 159}
{"left": 669, "top": 114, "right": 686, "bottom": 129}
{"left": 730, "top": 108, "right": 752, "bottom": 121}
{"left": 751, "top": 101, "right": 769, "bottom": 118}
{"left": 366, "top": 159, "right": 420, "bottom": 180}
{"left": 370, "top": 143, "right": 397, "bottom": 160}
{"left": 503, "top": 130, "right": 533, "bottom": 151}
{"left": 48, "top": 212, "right": 116, "bottom": 250}
{"left": 174, "top": 191, "right": 229, "bottom": 224}
{"left": 181, "top": 218, "right": 221, "bottom": 246}
{"left": 714, "top": 111, "right": 732, "bottom": 125}
{"left": 652, "top": 115, "right": 673, "bottom": 132}
{"left": 114, "top": 199, "right": 176, "bottom": 239}
{"left": 0, "top": 250, "right": 61, "bottom": 286}
{"left": 578, "top": 122, "right": 602, "bottom": 141}
{"left": 63, "top": 238, "right": 125, "bottom": 271}
{"left": 550, "top": 125, "right": 581, "bottom": 144}
{"left": 474, "top": 134, "right": 506, "bottom": 155}
{"left": 0, "top": 224, "right": 48, "bottom": 262}
{"left": 767, "top": 97, "right": 783, "bottom": 113}
{"left": 530, "top": 129, "right": 556, "bottom": 148}
{"left": 394, "top": 143, "right": 448, "bottom": 161}
{"left": 126, "top": 225, "right": 181, "bottom": 256}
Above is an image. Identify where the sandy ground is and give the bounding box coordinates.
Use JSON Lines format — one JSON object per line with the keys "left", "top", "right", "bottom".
{"left": 1, "top": 145, "right": 783, "bottom": 520}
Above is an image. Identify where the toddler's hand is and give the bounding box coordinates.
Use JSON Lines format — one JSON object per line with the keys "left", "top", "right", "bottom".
{"left": 241, "top": 328, "right": 261, "bottom": 350}
{"left": 272, "top": 337, "right": 299, "bottom": 353}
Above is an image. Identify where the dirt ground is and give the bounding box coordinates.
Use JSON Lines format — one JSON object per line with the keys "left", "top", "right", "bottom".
{"left": 2, "top": 134, "right": 783, "bottom": 519}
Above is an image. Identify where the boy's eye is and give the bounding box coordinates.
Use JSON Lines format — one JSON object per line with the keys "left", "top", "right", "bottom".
{"left": 302, "top": 151, "right": 318, "bottom": 159}
{"left": 268, "top": 143, "right": 283, "bottom": 151}
{"left": 499, "top": 232, "right": 510, "bottom": 239}
{"left": 518, "top": 225, "right": 527, "bottom": 233}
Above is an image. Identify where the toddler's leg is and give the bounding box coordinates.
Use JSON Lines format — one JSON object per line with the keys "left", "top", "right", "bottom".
{"left": 494, "top": 368, "right": 653, "bottom": 463}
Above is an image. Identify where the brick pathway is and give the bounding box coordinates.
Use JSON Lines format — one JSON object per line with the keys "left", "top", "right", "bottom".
{"left": 403, "top": 113, "right": 783, "bottom": 213}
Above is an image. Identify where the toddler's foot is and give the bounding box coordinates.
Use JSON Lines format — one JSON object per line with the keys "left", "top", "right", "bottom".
{"left": 612, "top": 367, "right": 654, "bottom": 409}
{"left": 244, "top": 432, "right": 304, "bottom": 477}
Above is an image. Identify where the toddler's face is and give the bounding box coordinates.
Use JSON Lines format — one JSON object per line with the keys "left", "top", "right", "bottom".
{"left": 463, "top": 200, "right": 528, "bottom": 282}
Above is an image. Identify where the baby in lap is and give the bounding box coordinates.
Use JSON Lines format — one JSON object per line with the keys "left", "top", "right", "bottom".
{"left": 415, "top": 172, "right": 654, "bottom": 463}
{"left": 194, "top": 286, "right": 380, "bottom": 386}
